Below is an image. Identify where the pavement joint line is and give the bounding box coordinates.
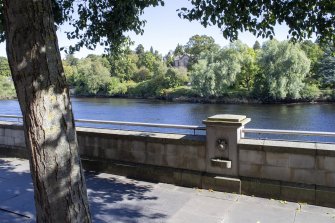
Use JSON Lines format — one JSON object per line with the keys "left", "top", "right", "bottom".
{"left": 0, "top": 207, "right": 31, "bottom": 219}
{"left": 0, "top": 194, "right": 20, "bottom": 203}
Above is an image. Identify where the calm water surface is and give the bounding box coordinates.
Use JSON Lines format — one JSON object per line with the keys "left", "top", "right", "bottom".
{"left": 1, "top": 98, "right": 335, "bottom": 142}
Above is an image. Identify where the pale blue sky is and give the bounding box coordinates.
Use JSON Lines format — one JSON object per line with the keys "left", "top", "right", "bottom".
{"left": 0, "top": 0, "right": 303, "bottom": 59}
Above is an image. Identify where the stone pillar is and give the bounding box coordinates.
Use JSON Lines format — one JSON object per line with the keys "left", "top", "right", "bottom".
{"left": 203, "top": 114, "right": 250, "bottom": 177}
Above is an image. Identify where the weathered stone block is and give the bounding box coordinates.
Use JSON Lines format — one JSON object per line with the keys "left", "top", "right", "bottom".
{"left": 325, "top": 173, "right": 335, "bottom": 187}
{"left": 239, "top": 149, "right": 265, "bottom": 165}
{"left": 146, "top": 142, "right": 164, "bottom": 154}
{"left": 316, "top": 143, "right": 335, "bottom": 156}
{"left": 118, "top": 139, "right": 131, "bottom": 151}
{"left": 261, "top": 166, "right": 291, "bottom": 182}
{"left": 239, "top": 163, "right": 261, "bottom": 178}
{"left": 291, "top": 169, "right": 321, "bottom": 185}
{"left": 323, "top": 157, "right": 335, "bottom": 171}
{"left": 185, "top": 156, "right": 205, "bottom": 171}
{"left": 88, "top": 136, "right": 98, "bottom": 147}
{"left": 202, "top": 175, "right": 241, "bottom": 193}
{"left": 196, "top": 145, "right": 206, "bottom": 159}
{"left": 82, "top": 145, "right": 95, "bottom": 157}
{"left": 0, "top": 128, "right": 5, "bottom": 136}
{"left": 263, "top": 140, "right": 316, "bottom": 154}
{"left": 104, "top": 138, "right": 118, "bottom": 150}
{"left": 238, "top": 139, "right": 264, "bottom": 151}
{"left": 130, "top": 140, "right": 146, "bottom": 153}
{"left": 4, "top": 129, "right": 12, "bottom": 137}
{"left": 92, "top": 146, "right": 99, "bottom": 157}
{"left": 266, "top": 152, "right": 288, "bottom": 167}
{"left": 281, "top": 184, "right": 315, "bottom": 204}
{"left": 77, "top": 135, "right": 86, "bottom": 147}
{"left": 14, "top": 137, "right": 26, "bottom": 147}
{"left": 180, "top": 171, "right": 202, "bottom": 188}
{"left": 104, "top": 148, "right": 117, "bottom": 160}
{"left": 0, "top": 136, "right": 6, "bottom": 144}
{"left": 165, "top": 144, "right": 180, "bottom": 157}
{"left": 241, "top": 178, "right": 281, "bottom": 199}
{"left": 316, "top": 156, "right": 325, "bottom": 169}
{"left": 11, "top": 129, "right": 24, "bottom": 139}
{"left": 130, "top": 150, "right": 146, "bottom": 163}
{"left": 289, "top": 154, "right": 315, "bottom": 169}
{"left": 5, "top": 137, "right": 14, "bottom": 146}
{"left": 316, "top": 186, "right": 335, "bottom": 208}
{"left": 165, "top": 154, "right": 183, "bottom": 169}
{"left": 145, "top": 149, "right": 165, "bottom": 166}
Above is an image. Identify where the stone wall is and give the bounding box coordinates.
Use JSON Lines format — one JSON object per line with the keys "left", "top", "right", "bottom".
{"left": 1, "top": 120, "right": 335, "bottom": 206}
{"left": 0, "top": 121, "right": 206, "bottom": 172}
{"left": 0, "top": 121, "right": 27, "bottom": 158}
{"left": 77, "top": 127, "right": 206, "bottom": 172}
{"left": 239, "top": 139, "right": 335, "bottom": 187}
{"left": 239, "top": 138, "right": 335, "bottom": 206}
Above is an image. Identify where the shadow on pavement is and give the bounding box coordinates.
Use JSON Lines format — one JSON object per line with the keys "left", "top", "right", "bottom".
{"left": 86, "top": 171, "right": 167, "bottom": 222}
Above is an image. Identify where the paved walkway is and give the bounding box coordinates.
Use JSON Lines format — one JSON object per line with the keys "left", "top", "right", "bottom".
{"left": 1, "top": 158, "right": 335, "bottom": 223}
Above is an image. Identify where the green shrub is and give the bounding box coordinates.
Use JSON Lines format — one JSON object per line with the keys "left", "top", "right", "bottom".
{"left": 160, "top": 86, "right": 198, "bottom": 98}
{"left": 0, "top": 76, "right": 16, "bottom": 99}
{"left": 300, "top": 84, "right": 320, "bottom": 100}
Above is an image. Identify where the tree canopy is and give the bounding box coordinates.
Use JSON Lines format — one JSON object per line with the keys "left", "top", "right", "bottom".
{"left": 0, "top": 0, "right": 164, "bottom": 53}
{"left": 179, "top": 0, "right": 335, "bottom": 46}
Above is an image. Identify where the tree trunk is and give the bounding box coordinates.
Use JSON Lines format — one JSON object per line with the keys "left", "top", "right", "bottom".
{"left": 3, "top": 1, "right": 91, "bottom": 222}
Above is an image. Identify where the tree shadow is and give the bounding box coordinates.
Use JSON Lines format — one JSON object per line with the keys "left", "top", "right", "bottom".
{"left": 85, "top": 171, "right": 167, "bottom": 223}
{"left": 0, "top": 159, "right": 35, "bottom": 222}
{"left": 0, "top": 158, "right": 168, "bottom": 222}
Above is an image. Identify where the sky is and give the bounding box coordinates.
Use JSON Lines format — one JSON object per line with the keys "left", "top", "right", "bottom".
{"left": 0, "top": 0, "right": 300, "bottom": 59}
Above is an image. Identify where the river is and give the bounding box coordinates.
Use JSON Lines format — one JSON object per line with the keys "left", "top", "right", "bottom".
{"left": 1, "top": 98, "right": 335, "bottom": 142}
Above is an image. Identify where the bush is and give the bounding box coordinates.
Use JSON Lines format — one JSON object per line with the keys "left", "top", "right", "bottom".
{"left": 107, "top": 77, "right": 128, "bottom": 96}
{"left": 132, "top": 67, "right": 152, "bottom": 82}
{"left": 159, "top": 86, "right": 198, "bottom": 98}
{"left": 0, "top": 76, "right": 16, "bottom": 99}
{"left": 300, "top": 84, "right": 320, "bottom": 101}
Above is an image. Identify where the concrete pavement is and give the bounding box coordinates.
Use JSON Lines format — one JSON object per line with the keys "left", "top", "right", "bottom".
{"left": 1, "top": 157, "right": 335, "bottom": 223}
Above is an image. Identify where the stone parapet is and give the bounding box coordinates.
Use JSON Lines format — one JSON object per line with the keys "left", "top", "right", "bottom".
{"left": 239, "top": 138, "right": 335, "bottom": 189}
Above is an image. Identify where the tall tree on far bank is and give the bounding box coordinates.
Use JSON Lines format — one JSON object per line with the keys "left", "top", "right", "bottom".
{"left": 185, "top": 35, "right": 220, "bottom": 66}
{"left": 318, "top": 46, "right": 335, "bottom": 89}
{"left": 300, "top": 40, "right": 324, "bottom": 84}
{"left": 255, "top": 40, "right": 311, "bottom": 100}
{"left": 135, "top": 44, "right": 145, "bottom": 55}
{"left": 253, "top": 41, "right": 261, "bottom": 51}
{"left": 0, "top": 56, "right": 10, "bottom": 77}
{"left": 174, "top": 44, "right": 185, "bottom": 56}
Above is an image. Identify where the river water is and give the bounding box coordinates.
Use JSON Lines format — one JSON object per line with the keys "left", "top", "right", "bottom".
{"left": 1, "top": 98, "right": 335, "bottom": 142}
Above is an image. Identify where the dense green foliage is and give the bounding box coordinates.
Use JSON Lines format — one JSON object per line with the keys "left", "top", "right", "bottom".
{"left": 0, "top": 56, "right": 15, "bottom": 99}
{"left": 254, "top": 40, "right": 310, "bottom": 100}
{"left": 318, "top": 46, "right": 335, "bottom": 89}
{"left": 0, "top": 0, "right": 333, "bottom": 101}
{"left": 59, "top": 37, "right": 334, "bottom": 102}
{"left": 1, "top": 35, "right": 334, "bottom": 102}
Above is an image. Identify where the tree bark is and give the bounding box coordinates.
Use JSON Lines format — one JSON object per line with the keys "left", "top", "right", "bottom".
{"left": 3, "top": 1, "right": 91, "bottom": 222}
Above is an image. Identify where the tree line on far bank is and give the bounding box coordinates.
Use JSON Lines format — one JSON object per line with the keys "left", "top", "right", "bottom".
{"left": 1, "top": 35, "right": 335, "bottom": 102}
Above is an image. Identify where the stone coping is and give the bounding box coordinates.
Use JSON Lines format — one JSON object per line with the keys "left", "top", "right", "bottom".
{"left": 0, "top": 121, "right": 23, "bottom": 130}
{"left": 203, "top": 118, "right": 251, "bottom": 127}
{"left": 0, "top": 121, "right": 206, "bottom": 145}
{"left": 77, "top": 127, "right": 206, "bottom": 145}
{"left": 239, "top": 138, "right": 335, "bottom": 156}
{"left": 207, "top": 114, "right": 247, "bottom": 122}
